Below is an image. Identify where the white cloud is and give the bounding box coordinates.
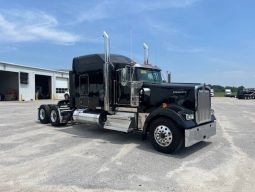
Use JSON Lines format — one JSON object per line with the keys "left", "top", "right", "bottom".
{"left": 169, "top": 47, "right": 204, "bottom": 53}
{"left": 0, "top": 46, "right": 17, "bottom": 53}
{"left": 136, "top": 0, "right": 200, "bottom": 11}
{"left": 145, "top": 17, "right": 190, "bottom": 39}
{"left": 75, "top": 0, "right": 199, "bottom": 23}
{"left": 76, "top": 1, "right": 109, "bottom": 23}
{"left": 165, "top": 43, "right": 204, "bottom": 53}
{"left": 0, "top": 10, "right": 80, "bottom": 44}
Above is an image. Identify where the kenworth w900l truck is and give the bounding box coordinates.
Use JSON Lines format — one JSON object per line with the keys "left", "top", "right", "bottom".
{"left": 38, "top": 32, "right": 216, "bottom": 154}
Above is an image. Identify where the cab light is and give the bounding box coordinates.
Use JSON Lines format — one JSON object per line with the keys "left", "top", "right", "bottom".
{"left": 161, "top": 103, "right": 170, "bottom": 108}
{"left": 185, "top": 113, "right": 194, "bottom": 120}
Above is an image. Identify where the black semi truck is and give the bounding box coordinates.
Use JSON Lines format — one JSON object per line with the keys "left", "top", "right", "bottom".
{"left": 236, "top": 88, "right": 255, "bottom": 99}
{"left": 38, "top": 32, "right": 216, "bottom": 153}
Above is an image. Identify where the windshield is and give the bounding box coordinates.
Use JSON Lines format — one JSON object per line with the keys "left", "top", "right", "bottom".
{"left": 135, "top": 68, "right": 162, "bottom": 83}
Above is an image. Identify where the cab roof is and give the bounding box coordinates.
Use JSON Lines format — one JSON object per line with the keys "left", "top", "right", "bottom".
{"left": 72, "top": 54, "right": 132, "bottom": 73}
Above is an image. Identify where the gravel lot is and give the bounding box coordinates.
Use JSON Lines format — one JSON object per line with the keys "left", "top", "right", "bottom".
{"left": 0, "top": 98, "right": 254, "bottom": 192}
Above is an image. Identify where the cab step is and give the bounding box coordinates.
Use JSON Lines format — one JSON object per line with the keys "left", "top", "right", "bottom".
{"left": 104, "top": 112, "right": 136, "bottom": 133}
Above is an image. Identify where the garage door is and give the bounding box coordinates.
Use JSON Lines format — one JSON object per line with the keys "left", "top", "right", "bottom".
{"left": 56, "top": 77, "right": 69, "bottom": 99}
{"left": 0, "top": 71, "right": 19, "bottom": 101}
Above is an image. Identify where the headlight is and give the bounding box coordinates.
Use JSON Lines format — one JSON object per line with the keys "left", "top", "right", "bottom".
{"left": 185, "top": 113, "right": 194, "bottom": 120}
{"left": 211, "top": 109, "right": 215, "bottom": 116}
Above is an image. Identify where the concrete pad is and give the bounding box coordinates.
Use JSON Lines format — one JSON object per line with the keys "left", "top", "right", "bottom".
{"left": 0, "top": 98, "right": 254, "bottom": 191}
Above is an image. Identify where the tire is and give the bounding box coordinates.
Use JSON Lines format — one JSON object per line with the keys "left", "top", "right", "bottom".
{"left": 38, "top": 105, "right": 50, "bottom": 124}
{"left": 149, "top": 117, "right": 183, "bottom": 154}
{"left": 50, "top": 106, "right": 61, "bottom": 126}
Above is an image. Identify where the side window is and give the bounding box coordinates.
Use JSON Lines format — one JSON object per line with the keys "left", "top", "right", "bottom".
{"left": 80, "top": 75, "right": 89, "bottom": 95}
{"left": 152, "top": 72, "right": 160, "bottom": 82}
{"left": 147, "top": 73, "right": 153, "bottom": 81}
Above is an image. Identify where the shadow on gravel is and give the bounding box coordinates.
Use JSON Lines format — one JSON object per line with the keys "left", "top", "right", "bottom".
{"left": 174, "top": 141, "right": 211, "bottom": 158}
{"left": 52, "top": 123, "right": 212, "bottom": 159}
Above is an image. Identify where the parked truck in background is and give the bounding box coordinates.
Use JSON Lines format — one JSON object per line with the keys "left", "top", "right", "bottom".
{"left": 38, "top": 32, "right": 216, "bottom": 154}
{"left": 236, "top": 88, "right": 255, "bottom": 99}
{"left": 210, "top": 89, "right": 214, "bottom": 97}
{"left": 224, "top": 89, "right": 232, "bottom": 97}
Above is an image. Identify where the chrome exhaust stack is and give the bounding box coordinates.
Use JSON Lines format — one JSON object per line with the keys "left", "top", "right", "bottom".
{"left": 167, "top": 71, "right": 171, "bottom": 83}
{"left": 143, "top": 43, "right": 149, "bottom": 65}
{"left": 103, "top": 31, "right": 110, "bottom": 112}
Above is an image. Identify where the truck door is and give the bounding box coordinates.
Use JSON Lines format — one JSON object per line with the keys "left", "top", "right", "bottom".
{"left": 79, "top": 74, "right": 89, "bottom": 107}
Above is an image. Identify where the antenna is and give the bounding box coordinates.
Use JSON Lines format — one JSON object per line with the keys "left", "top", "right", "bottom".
{"left": 130, "top": 30, "right": 133, "bottom": 60}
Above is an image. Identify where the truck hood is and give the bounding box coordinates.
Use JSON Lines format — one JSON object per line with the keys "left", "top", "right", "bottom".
{"left": 143, "top": 82, "right": 202, "bottom": 89}
{"left": 141, "top": 82, "right": 203, "bottom": 111}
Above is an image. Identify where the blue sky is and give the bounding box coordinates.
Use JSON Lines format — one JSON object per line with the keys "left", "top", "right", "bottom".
{"left": 0, "top": 0, "right": 254, "bottom": 87}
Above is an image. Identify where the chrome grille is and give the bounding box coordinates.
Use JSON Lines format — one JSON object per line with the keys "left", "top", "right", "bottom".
{"left": 196, "top": 89, "right": 211, "bottom": 124}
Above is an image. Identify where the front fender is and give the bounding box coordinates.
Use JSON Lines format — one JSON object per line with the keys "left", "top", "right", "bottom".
{"left": 143, "top": 107, "right": 196, "bottom": 133}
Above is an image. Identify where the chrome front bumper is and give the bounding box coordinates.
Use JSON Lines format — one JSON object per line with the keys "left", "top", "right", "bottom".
{"left": 185, "top": 121, "right": 216, "bottom": 147}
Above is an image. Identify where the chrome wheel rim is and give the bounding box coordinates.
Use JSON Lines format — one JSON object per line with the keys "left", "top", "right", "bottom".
{"left": 154, "top": 125, "right": 173, "bottom": 147}
{"left": 39, "top": 109, "right": 45, "bottom": 120}
{"left": 50, "top": 110, "right": 57, "bottom": 122}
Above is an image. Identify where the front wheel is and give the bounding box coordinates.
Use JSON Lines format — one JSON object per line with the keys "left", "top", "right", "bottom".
{"left": 149, "top": 117, "right": 183, "bottom": 154}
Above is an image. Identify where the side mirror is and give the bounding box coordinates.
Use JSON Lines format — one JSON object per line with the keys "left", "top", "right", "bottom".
{"left": 120, "top": 67, "right": 128, "bottom": 86}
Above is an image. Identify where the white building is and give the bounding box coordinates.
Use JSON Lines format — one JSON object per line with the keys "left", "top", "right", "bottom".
{"left": 0, "top": 61, "right": 69, "bottom": 101}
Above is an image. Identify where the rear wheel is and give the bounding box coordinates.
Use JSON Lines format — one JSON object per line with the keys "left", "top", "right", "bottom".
{"left": 38, "top": 105, "right": 50, "bottom": 124}
{"left": 50, "top": 106, "right": 61, "bottom": 126}
{"left": 149, "top": 117, "right": 183, "bottom": 154}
